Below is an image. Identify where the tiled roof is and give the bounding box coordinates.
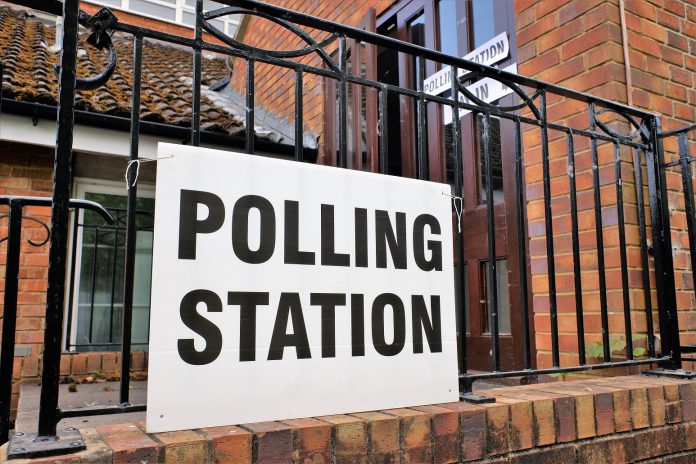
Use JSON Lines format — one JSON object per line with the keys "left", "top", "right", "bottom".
{"left": 0, "top": 5, "right": 252, "bottom": 137}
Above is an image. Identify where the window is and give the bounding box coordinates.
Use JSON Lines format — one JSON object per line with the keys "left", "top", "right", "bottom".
{"left": 82, "top": 0, "right": 239, "bottom": 35}
{"left": 65, "top": 180, "right": 154, "bottom": 352}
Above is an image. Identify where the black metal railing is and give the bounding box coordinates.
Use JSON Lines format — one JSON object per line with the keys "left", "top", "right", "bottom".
{"left": 0, "top": 0, "right": 692, "bottom": 457}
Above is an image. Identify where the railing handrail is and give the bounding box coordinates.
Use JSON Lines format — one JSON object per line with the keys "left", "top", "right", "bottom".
{"left": 0, "top": 196, "right": 115, "bottom": 224}
{"left": 660, "top": 123, "right": 696, "bottom": 138}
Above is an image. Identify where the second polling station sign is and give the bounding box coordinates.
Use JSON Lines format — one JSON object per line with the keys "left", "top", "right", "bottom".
{"left": 146, "top": 143, "right": 459, "bottom": 432}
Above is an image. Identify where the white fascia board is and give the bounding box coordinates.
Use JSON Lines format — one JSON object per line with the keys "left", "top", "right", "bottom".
{"left": 0, "top": 113, "right": 158, "bottom": 159}
{"left": 0, "top": 113, "right": 292, "bottom": 160}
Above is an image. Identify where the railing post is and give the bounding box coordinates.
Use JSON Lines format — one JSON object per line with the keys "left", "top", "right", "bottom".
{"left": 37, "top": 0, "right": 81, "bottom": 438}
{"left": 646, "top": 115, "right": 682, "bottom": 370}
{"left": 0, "top": 201, "right": 23, "bottom": 445}
{"left": 120, "top": 35, "right": 143, "bottom": 405}
{"left": 2, "top": 4, "right": 85, "bottom": 459}
{"left": 6, "top": 0, "right": 88, "bottom": 458}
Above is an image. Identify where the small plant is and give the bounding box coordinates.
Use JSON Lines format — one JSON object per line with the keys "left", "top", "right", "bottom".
{"left": 68, "top": 383, "right": 77, "bottom": 393}
{"left": 549, "top": 372, "right": 571, "bottom": 381}
{"left": 585, "top": 334, "right": 649, "bottom": 360}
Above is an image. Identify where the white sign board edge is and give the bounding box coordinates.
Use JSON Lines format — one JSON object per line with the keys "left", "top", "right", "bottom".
{"left": 443, "top": 63, "right": 518, "bottom": 125}
{"left": 146, "top": 143, "right": 460, "bottom": 433}
{"left": 423, "top": 31, "right": 510, "bottom": 96}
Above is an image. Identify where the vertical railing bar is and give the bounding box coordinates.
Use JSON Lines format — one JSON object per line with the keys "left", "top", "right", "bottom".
{"left": 120, "top": 34, "right": 143, "bottom": 405}
{"left": 567, "top": 130, "right": 585, "bottom": 365}
{"left": 541, "top": 90, "right": 560, "bottom": 368}
{"left": 647, "top": 115, "right": 681, "bottom": 369}
{"left": 338, "top": 35, "right": 348, "bottom": 168}
{"left": 515, "top": 117, "right": 532, "bottom": 370}
{"left": 245, "top": 58, "right": 255, "bottom": 154}
{"left": 191, "top": 1, "right": 202, "bottom": 147}
{"left": 88, "top": 228, "right": 99, "bottom": 344}
{"left": 589, "top": 104, "right": 611, "bottom": 363}
{"left": 678, "top": 133, "right": 696, "bottom": 297}
{"left": 64, "top": 210, "right": 80, "bottom": 351}
{"left": 614, "top": 141, "right": 633, "bottom": 359}
{"left": 483, "top": 111, "right": 500, "bottom": 372}
{"left": 378, "top": 86, "right": 388, "bottom": 175}
{"left": 294, "top": 67, "right": 304, "bottom": 162}
{"left": 451, "top": 66, "right": 468, "bottom": 382}
{"left": 633, "top": 147, "right": 656, "bottom": 357}
{"left": 416, "top": 54, "right": 427, "bottom": 180}
{"left": 38, "top": 0, "right": 80, "bottom": 436}
{"left": 0, "top": 201, "right": 23, "bottom": 444}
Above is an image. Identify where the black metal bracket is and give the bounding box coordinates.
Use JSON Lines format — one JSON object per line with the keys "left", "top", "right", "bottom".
{"left": 7, "top": 428, "right": 86, "bottom": 460}
{"left": 460, "top": 392, "right": 496, "bottom": 404}
{"left": 643, "top": 368, "right": 696, "bottom": 380}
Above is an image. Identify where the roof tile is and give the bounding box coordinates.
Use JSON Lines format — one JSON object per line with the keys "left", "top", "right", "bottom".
{"left": 0, "top": 6, "right": 253, "bottom": 137}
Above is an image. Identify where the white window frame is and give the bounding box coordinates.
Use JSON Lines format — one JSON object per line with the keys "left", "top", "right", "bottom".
{"left": 82, "top": 0, "right": 241, "bottom": 36}
{"left": 63, "top": 177, "right": 155, "bottom": 352}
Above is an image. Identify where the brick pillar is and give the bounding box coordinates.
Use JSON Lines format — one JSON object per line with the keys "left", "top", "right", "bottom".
{"left": 622, "top": 0, "right": 696, "bottom": 368}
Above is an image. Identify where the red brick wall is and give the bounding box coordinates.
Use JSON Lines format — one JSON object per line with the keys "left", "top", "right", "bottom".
{"left": 517, "top": 0, "right": 695, "bottom": 369}
{"left": 230, "top": 0, "right": 393, "bottom": 164}
{"left": 0, "top": 142, "right": 54, "bottom": 357}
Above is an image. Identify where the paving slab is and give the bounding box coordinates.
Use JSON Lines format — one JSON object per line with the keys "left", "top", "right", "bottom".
{"left": 15, "top": 381, "right": 147, "bottom": 432}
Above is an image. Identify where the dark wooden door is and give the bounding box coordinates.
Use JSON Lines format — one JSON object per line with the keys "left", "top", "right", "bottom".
{"left": 376, "top": 0, "right": 529, "bottom": 371}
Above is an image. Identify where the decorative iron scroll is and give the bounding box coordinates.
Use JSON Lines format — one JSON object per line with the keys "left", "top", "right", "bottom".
{"left": 53, "top": 7, "right": 118, "bottom": 90}
{"left": 455, "top": 70, "right": 543, "bottom": 120}
{"left": 592, "top": 106, "right": 651, "bottom": 142}
{"left": 0, "top": 215, "right": 50, "bottom": 246}
{"left": 202, "top": 7, "right": 341, "bottom": 72}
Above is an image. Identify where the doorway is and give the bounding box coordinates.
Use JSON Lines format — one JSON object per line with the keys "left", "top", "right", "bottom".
{"left": 375, "top": 0, "right": 530, "bottom": 371}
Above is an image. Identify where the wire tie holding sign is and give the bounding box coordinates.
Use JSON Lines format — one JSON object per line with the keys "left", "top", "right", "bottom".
{"left": 442, "top": 192, "right": 464, "bottom": 234}
{"left": 125, "top": 155, "right": 174, "bottom": 189}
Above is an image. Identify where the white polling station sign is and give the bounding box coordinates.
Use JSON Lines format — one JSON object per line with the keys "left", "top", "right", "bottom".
{"left": 146, "top": 143, "right": 459, "bottom": 433}
{"left": 443, "top": 63, "right": 518, "bottom": 125}
{"left": 423, "top": 31, "right": 510, "bottom": 96}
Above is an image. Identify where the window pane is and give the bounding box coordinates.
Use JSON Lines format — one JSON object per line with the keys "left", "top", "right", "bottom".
{"left": 496, "top": 259, "right": 510, "bottom": 334}
{"left": 438, "top": 0, "right": 459, "bottom": 57}
{"left": 407, "top": 12, "right": 426, "bottom": 88}
{"left": 129, "top": 0, "right": 176, "bottom": 21}
{"left": 463, "top": 263, "right": 469, "bottom": 335}
{"left": 480, "top": 258, "right": 510, "bottom": 334}
{"left": 471, "top": 0, "right": 496, "bottom": 49}
{"left": 182, "top": 10, "right": 195, "bottom": 26}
